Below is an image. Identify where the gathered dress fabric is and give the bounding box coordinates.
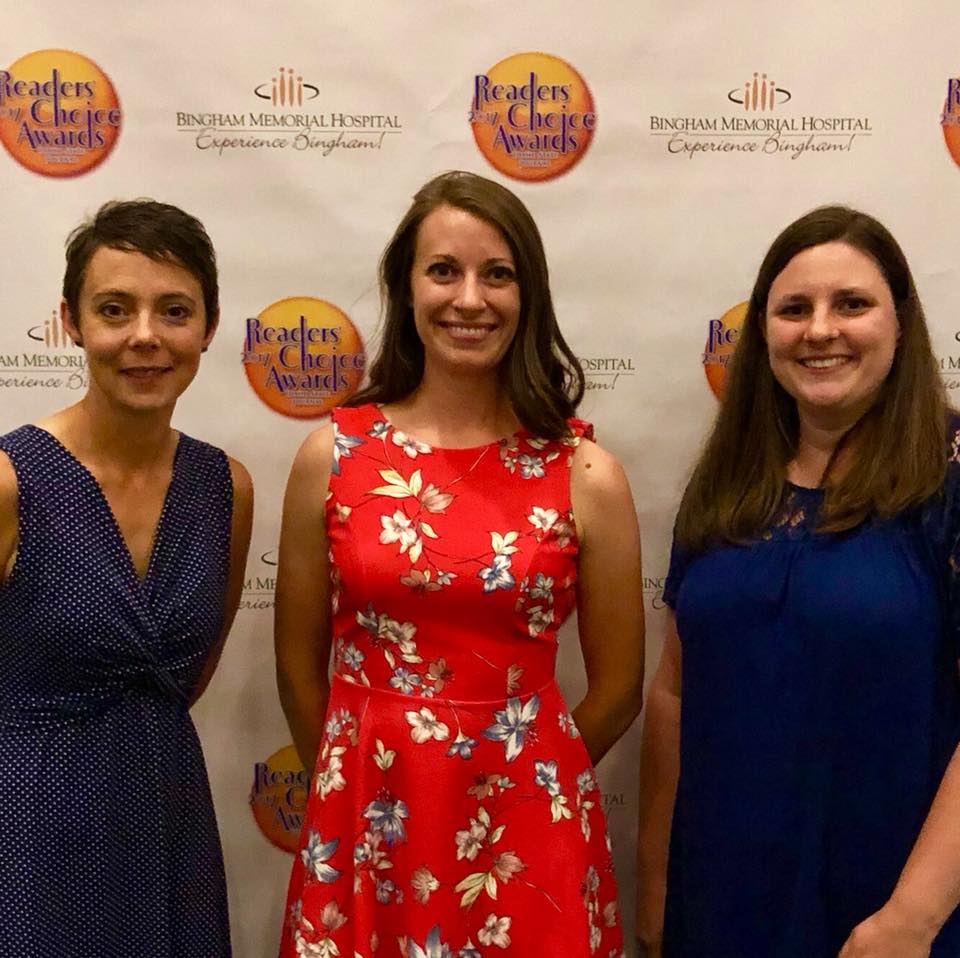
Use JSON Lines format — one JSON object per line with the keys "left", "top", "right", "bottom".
{"left": 0, "top": 425, "right": 233, "bottom": 958}
{"left": 663, "top": 422, "right": 960, "bottom": 957}
{"left": 279, "top": 403, "right": 623, "bottom": 958}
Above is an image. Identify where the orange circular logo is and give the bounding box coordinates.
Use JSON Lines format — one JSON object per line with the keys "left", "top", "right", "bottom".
{"left": 942, "top": 77, "right": 960, "bottom": 168}
{"left": 242, "top": 296, "right": 366, "bottom": 419}
{"left": 0, "top": 49, "right": 121, "bottom": 177}
{"left": 703, "top": 302, "right": 747, "bottom": 399}
{"left": 470, "top": 52, "right": 596, "bottom": 182}
{"left": 249, "top": 745, "right": 309, "bottom": 853}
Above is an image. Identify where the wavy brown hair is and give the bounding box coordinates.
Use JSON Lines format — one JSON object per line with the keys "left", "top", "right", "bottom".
{"left": 676, "top": 205, "right": 947, "bottom": 553}
{"left": 347, "top": 170, "right": 584, "bottom": 438}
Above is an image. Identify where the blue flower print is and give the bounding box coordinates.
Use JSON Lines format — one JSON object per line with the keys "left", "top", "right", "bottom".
{"left": 300, "top": 831, "right": 342, "bottom": 883}
{"left": 482, "top": 694, "right": 540, "bottom": 762}
{"left": 362, "top": 793, "right": 409, "bottom": 847}
{"left": 408, "top": 926, "right": 455, "bottom": 958}
{"left": 479, "top": 554, "right": 515, "bottom": 593}
{"left": 446, "top": 732, "right": 479, "bottom": 760}
{"left": 534, "top": 758, "right": 561, "bottom": 797}
{"left": 389, "top": 667, "right": 422, "bottom": 694}
{"left": 332, "top": 423, "right": 363, "bottom": 476}
{"left": 517, "top": 453, "right": 545, "bottom": 479}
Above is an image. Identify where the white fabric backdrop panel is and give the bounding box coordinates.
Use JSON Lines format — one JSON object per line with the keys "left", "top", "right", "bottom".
{"left": 3, "top": 3, "right": 960, "bottom": 955}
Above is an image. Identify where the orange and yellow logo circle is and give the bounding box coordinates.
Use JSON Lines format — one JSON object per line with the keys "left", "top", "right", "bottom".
{"left": 942, "top": 77, "right": 960, "bottom": 168}
{"left": 470, "top": 52, "right": 596, "bottom": 182}
{"left": 0, "top": 49, "right": 121, "bottom": 177}
{"left": 703, "top": 302, "right": 747, "bottom": 399}
{"left": 249, "top": 745, "right": 309, "bottom": 854}
{"left": 242, "top": 296, "right": 366, "bottom": 419}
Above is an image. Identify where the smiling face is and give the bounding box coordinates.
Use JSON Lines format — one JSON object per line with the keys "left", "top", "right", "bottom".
{"left": 62, "top": 245, "right": 217, "bottom": 415}
{"left": 409, "top": 203, "right": 521, "bottom": 379}
{"left": 765, "top": 240, "right": 900, "bottom": 430}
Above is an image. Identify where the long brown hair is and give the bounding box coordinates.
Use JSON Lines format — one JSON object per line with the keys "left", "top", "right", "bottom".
{"left": 347, "top": 170, "right": 584, "bottom": 438}
{"left": 676, "top": 205, "right": 947, "bottom": 552}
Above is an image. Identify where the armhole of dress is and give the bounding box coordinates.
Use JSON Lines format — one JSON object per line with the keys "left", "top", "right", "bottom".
{"left": 0, "top": 444, "right": 25, "bottom": 591}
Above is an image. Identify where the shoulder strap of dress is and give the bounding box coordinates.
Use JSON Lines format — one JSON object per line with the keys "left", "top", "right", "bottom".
{"left": 567, "top": 417, "right": 595, "bottom": 443}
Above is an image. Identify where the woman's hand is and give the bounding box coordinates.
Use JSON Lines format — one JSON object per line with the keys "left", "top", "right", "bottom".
{"left": 635, "top": 936, "right": 663, "bottom": 958}
{"left": 838, "top": 903, "right": 935, "bottom": 958}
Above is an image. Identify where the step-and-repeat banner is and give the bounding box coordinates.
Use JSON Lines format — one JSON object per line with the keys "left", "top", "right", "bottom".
{"left": 2, "top": 2, "right": 959, "bottom": 954}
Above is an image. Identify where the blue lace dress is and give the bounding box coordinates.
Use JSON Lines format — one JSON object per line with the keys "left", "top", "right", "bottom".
{"left": 663, "top": 426, "right": 960, "bottom": 957}
{"left": 0, "top": 426, "right": 233, "bottom": 958}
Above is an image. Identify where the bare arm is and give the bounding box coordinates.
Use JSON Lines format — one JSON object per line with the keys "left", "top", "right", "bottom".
{"left": 0, "top": 451, "right": 17, "bottom": 584}
{"left": 569, "top": 439, "right": 645, "bottom": 765}
{"left": 275, "top": 425, "right": 334, "bottom": 776}
{"left": 635, "top": 617, "right": 682, "bottom": 957}
{"left": 190, "top": 458, "right": 254, "bottom": 706}
{"left": 838, "top": 741, "right": 960, "bottom": 956}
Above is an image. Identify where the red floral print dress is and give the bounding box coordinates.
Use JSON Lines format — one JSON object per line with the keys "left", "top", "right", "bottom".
{"left": 279, "top": 403, "right": 624, "bottom": 958}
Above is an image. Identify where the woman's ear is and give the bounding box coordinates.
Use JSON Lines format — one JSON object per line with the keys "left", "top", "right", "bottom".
{"left": 60, "top": 299, "right": 83, "bottom": 347}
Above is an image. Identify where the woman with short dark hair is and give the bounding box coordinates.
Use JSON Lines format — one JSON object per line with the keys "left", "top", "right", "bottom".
{"left": 0, "top": 199, "right": 252, "bottom": 957}
{"left": 636, "top": 207, "right": 960, "bottom": 958}
{"left": 276, "top": 171, "right": 644, "bottom": 957}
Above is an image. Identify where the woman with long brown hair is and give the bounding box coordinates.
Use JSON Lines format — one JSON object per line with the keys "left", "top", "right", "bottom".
{"left": 637, "top": 207, "right": 960, "bottom": 957}
{"left": 275, "top": 170, "right": 644, "bottom": 957}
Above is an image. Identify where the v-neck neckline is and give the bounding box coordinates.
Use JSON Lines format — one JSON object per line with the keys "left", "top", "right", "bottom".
{"left": 25, "top": 425, "right": 184, "bottom": 589}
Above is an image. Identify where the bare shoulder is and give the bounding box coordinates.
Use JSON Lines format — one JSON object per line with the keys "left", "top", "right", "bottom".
{"left": 570, "top": 438, "right": 638, "bottom": 545}
{"left": 571, "top": 438, "right": 632, "bottom": 499}
{"left": 291, "top": 422, "right": 335, "bottom": 480}
{"left": 226, "top": 456, "right": 254, "bottom": 505}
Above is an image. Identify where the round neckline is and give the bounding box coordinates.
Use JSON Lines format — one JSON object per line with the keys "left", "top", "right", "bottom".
{"left": 373, "top": 404, "right": 528, "bottom": 453}
{"left": 784, "top": 478, "right": 824, "bottom": 495}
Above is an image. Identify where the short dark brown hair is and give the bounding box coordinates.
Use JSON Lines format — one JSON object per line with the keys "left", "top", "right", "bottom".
{"left": 348, "top": 170, "right": 584, "bottom": 438}
{"left": 63, "top": 199, "right": 219, "bottom": 329}
{"left": 676, "top": 205, "right": 947, "bottom": 551}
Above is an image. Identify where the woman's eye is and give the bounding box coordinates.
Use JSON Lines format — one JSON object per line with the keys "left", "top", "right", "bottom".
{"left": 165, "top": 305, "right": 190, "bottom": 322}
{"left": 99, "top": 303, "right": 126, "bottom": 319}
{"left": 427, "top": 262, "right": 455, "bottom": 280}
{"left": 488, "top": 265, "right": 516, "bottom": 284}
{"left": 840, "top": 297, "right": 869, "bottom": 312}
{"left": 776, "top": 302, "right": 807, "bottom": 318}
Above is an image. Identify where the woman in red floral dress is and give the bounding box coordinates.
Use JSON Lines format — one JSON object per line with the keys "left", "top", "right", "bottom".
{"left": 276, "top": 171, "right": 644, "bottom": 958}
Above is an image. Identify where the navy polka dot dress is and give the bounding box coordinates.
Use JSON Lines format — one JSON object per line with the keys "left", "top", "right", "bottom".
{"left": 0, "top": 426, "right": 233, "bottom": 957}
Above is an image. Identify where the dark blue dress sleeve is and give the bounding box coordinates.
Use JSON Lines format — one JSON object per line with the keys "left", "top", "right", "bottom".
{"left": 663, "top": 530, "right": 691, "bottom": 611}
{"left": 945, "top": 417, "right": 960, "bottom": 659}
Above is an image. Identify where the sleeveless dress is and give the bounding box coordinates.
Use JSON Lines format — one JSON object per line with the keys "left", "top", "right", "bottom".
{"left": 663, "top": 420, "right": 960, "bottom": 957}
{"left": 279, "top": 403, "right": 623, "bottom": 958}
{"left": 0, "top": 425, "right": 233, "bottom": 958}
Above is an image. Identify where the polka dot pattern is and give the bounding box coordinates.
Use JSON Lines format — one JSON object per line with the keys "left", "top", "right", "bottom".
{"left": 0, "top": 425, "right": 233, "bottom": 957}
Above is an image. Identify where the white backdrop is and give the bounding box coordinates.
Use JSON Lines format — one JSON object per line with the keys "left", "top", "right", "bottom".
{"left": 2, "top": 3, "right": 960, "bottom": 954}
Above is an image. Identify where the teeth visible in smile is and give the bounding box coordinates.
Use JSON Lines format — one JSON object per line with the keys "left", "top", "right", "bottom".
{"left": 801, "top": 357, "right": 848, "bottom": 368}
{"left": 445, "top": 325, "right": 491, "bottom": 338}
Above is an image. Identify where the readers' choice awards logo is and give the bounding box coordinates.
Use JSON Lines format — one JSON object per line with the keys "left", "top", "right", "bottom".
{"left": 702, "top": 302, "right": 746, "bottom": 399}
{"left": 242, "top": 297, "right": 365, "bottom": 419}
{"left": 249, "top": 745, "right": 308, "bottom": 853}
{"left": 0, "top": 49, "right": 121, "bottom": 176}
{"left": 176, "top": 64, "right": 402, "bottom": 158}
{"left": 941, "top": 76, "right": 960, "bottom": 168}
{"left": 470, "top": 52, "right": 596, "bottom": 181}
{"left": 650, "top": 71, "right": 872, "bottom": 161}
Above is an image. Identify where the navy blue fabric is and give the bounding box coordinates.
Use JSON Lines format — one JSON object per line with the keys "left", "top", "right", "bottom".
{"left": 663, "top": 430, "right": 960, "bottom": 957}
{"left": 0, "top": 425, "right": 233, "bottom": 957}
